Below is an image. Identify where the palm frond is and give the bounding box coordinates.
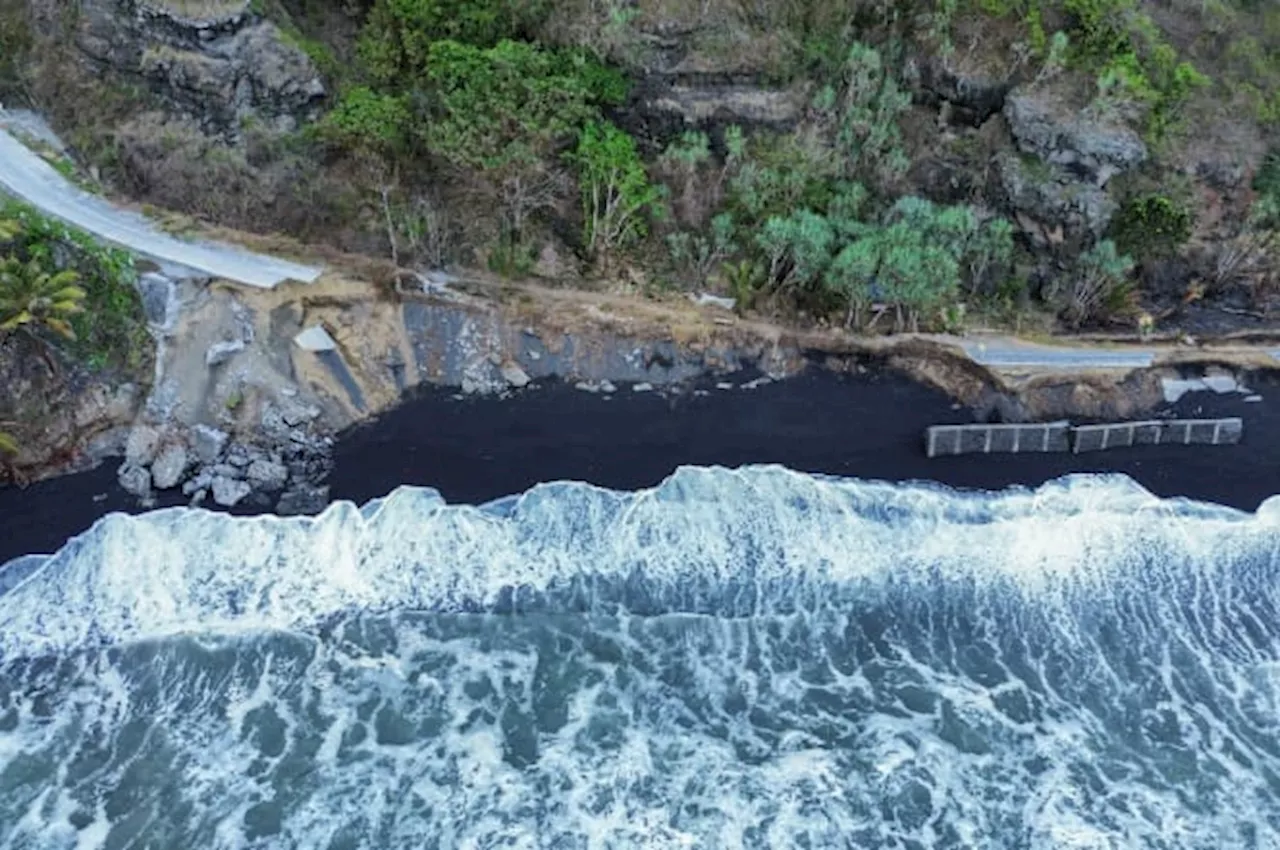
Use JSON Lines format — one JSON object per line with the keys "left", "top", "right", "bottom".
{"left": 48, "top": 269, "right": 81, "bottom": 288}
{"left": 0, "top": 310, "right": 31, "bottom": 331}
{"left": 50, "top": 285, "right": 87, "bottom": 301}
{"left": 0, "top": 431, "right": 17, "bottom": 456}
{"left": 43, "top": 318, "right": 76, "bottom": 340}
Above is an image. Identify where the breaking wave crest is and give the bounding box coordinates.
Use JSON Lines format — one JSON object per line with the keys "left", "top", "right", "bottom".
{"left": 1, "top": 466, "right": 1279, "bottom": 849}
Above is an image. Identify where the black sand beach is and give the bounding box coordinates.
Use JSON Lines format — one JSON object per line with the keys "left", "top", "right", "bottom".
{"left": 2, "top": 367, "right": 1278, "bottom": 565}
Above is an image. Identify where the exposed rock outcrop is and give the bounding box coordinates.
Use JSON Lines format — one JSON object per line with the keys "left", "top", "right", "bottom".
{"left": 1003, "top": 91, "right": 1147, "bottom": 186}
{"left": 73, "top": 0, "right": 325, "bottom": 137}
{"left": 910, "top": 56, "right": 1011, "bottom": 127}
{"left": 0, "top": 333, "right": 145, "bottom": 483}
{"left": 993, "top": 88, "right": 1148, "bottom": 248}
{"left": 996, "top": 151, "right": 1118, "bottom": 245}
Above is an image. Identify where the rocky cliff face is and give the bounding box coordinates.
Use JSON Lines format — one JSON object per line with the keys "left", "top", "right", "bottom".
{"left": 73, "top": 0, "right": 325, "bottom": 137}
{"left": 0, "top": 334, "right": 146, "bottom": 481}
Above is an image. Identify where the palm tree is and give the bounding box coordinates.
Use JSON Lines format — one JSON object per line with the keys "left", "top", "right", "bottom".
{"left": 0, "top": 257, "right": 86, "bottom": 342}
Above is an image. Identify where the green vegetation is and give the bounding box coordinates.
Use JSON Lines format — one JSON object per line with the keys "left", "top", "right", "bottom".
{"left": 567, "top": 120, "right": 663, "bottom": 271}
{"left": 1107, "top": 193, "right": 1191, "bottom": 262}
{"left": 0, "top": 257, "right": 86, "bottom": 341}
{"left": 324, "top": 0, "right": 627, "bottom": 261}
{"left": 12, "top": 0, "right": 1277, "bottom": 335}
{"left": 0, "top": 200, "right": 148, "bottom": 371}
{"left": 1052, "top": 239, "right": 1136, "bottom": 327}
{"left": 971, "top": 0, "right": 1207, "bottom": 139}
{"left": 750, "top": 191, "right": 1015, "bottom": 329}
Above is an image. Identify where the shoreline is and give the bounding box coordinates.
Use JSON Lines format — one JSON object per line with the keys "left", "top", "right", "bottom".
{"left": 3, "top": 366, "right": 1279, "bottom": 566}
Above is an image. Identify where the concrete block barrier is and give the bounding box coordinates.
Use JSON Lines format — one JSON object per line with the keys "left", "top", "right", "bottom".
{"left": 925, "top": 422, "right": 1071, "bottom": 457}
{"left": 1071, "top": 418, "right": 1243, "bottom": 453}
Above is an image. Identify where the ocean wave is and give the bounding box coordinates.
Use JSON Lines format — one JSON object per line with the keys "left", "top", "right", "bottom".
{"left": 1, "top": 466, "right": 1278, "bottom": 657}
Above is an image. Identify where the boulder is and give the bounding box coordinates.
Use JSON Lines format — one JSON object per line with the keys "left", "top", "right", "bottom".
{"left": 207, "top": 462, "right": 242, "bottom": 479}
{"left": 75, "top": 0, "right": 326, "bottom": 138}
{"left": 192, "top": 424, "right": 228, "bottom": 464}
{"left": 500, "top": 363, "right": 531, "bottom": 389}
{"left": 246, "top": 458, "right": 288, "bottom": 491}
{"left": 279, "top": 399, "right": 321, "bottom": 427}
{"left": 124, "top": 424, "right": 162, "bottom": 467}
{"left": 1003, "top": 91, "right": 1146, "bottom": 187}
{"left": 211, "top": 475, "right": 251, "bottom": 507}
{"left": 182, "top": 468, "right": 213, "bottom": 496}
{"left": 117, "top": 462, "right": 152, "bottom": 498}
{"left": 150, "top": 443, "right": 189, "bottom": 490}
{"left": 912, "top": 56, "right": 1010, "bottom": 126}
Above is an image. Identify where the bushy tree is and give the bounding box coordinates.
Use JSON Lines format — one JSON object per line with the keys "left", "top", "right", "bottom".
{"left": 757, "top": 209, "right": 837, "bottom": 292}
{"left": 356, "top": 0, "right": 550, "bottom": 84}
{"left": 568, "top": 120, "right": 663, "bottom": 271}
{"left": 813, "top": 42, "right": 911, "bottom": 185}
{"left": 727, "top": 129, "right": 840, "bottom": 227}
{"left": 320, "top": 86, "right": 413, "bottom": 158}
{"left": 828, "top": 219, "right": 961, "bottom": 331}
{"left": 422, "top": 39, "right": 626, "bottom": 237}
{"left": 1107, "top": 193, "right": 1191, "bottom": 262}
{"left": 667, "top": 213, "right": 738, "bottom": 288}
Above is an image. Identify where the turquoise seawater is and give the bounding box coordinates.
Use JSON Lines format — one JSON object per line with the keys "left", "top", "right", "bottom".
{"left": 1, "top": 466, "right": 1278, "bottom": 848}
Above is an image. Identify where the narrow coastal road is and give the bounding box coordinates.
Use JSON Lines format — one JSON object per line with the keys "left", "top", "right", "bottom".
{"left": 957, "top": 338, "right": 1158, "bottom": 369}
{"left": 0, "top": 128, "right": 322, "bottom": 288}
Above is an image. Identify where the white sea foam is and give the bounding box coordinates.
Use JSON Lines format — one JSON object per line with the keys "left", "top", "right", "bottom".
{"left": 2, "top": 468, "right": 1279, "bottom": 849}
{"left": 0, "top": 466, "right": 1277, "bottom": 657}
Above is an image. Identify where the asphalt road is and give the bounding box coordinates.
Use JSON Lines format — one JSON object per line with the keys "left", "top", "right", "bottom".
{"left": 0, "top": 128, "right": 322, "bottom": 288}
{"left": 958, "top": 338, "right": 1159, "bottom": 369}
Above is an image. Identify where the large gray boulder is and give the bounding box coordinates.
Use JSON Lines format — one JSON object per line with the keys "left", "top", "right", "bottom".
{"left": 246, "top": 458, "right": 288, "bottom": 491}
{"left": 124, "top": 424, "right": 162, "bottom": 468}
{"left": 1003, "top": 91, "right": 1146, "bottom": 187}
{"left": 192, "top": 424, "right": 229, "bottom": 464}
{"left": 211, "top": 475, "right": 251, "bottom": 507}
{"left": 150, "top": 443, "right": 189, "bottom": 490}
{"left": 117, "top": 462, "right": 152, "bottom": 499}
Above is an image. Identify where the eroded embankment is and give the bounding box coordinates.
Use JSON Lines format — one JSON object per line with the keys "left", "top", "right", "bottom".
{"left": 7, "top": 266, "right": 1279, "bottom": 513}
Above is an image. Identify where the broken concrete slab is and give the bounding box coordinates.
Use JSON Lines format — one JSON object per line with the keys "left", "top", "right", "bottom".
{"left": 294, "top": 325, "right": 337, "bottom": 352}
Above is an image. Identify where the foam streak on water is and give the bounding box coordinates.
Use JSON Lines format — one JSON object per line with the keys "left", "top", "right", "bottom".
{"left": 1, "top": 466, "right": 1279, "bottom": 849}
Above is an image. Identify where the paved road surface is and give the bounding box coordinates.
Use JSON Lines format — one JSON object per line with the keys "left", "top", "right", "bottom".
{"left": 958, "top": 338, "right": 1158, "bottom": 369}
{"left": 0, "top": 129, "right": 322, "bottom": 288}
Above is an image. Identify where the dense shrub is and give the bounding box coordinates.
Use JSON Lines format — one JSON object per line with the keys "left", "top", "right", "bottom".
{"left": 356, "top": 0, "right": 551, "bottom": 84}
{"left": 1052, "top": 239, "right": 1136, "bottom": 327}
{"left": 1107, "top": 193, "right": 1192, "bottom": 262}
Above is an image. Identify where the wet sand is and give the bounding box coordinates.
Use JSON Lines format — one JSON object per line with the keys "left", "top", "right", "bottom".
{"left": 2, "top": 367, "right": 1278, "bottom": 565}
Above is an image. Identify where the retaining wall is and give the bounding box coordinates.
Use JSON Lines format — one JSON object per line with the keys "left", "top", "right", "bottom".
{"left": 925, "top": 422, "right": 1072, "bottom": 457}
{"left": 1071, "top": 418, "right": 1243, "bottom": 453}
{"left": 925, "top": 417, "right": 1243, "bottom": 457}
